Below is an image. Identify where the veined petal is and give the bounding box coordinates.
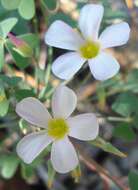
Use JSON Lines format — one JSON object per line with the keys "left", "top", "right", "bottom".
{"left": 16, "top": 132, "right": 53, "bottom": 164}
{"left": 89, "top": 52, "right": 120, "bottom": 81}
{"left": 45, "top": 20, "right": 84, "bottom": 50}
{"left": 16, "top": 97, "right": 52, "bottom": 128}
{"left": 79, "top": 4, "right": 104, "bottom": 40}
{"left": 99, "top": 22, "right": 130, "bottom": 49}
{"left": 52, "top": 85, "right": 77, "bottom": 119}
{"left": 52, "top": 52, "right": 86, "bottom": 80}
{"left": 68, "top": 113, "right": 99, "bottom": 141}
{"left": 51, "top": 137, "right": 78, "bottom": 173}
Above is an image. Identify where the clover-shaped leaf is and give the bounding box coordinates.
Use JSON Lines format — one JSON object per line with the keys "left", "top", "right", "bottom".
{"left": 1, "top": 0, "right": 35, "bottom": 20}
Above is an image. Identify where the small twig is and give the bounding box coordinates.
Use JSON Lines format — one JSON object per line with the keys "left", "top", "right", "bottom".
{"left": 75, "top": 143, "right": 129, "bottom": 190}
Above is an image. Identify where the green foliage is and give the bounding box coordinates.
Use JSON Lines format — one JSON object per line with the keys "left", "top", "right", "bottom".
{"left": 0, "top": 18, "right": 18, "bottom": 38}
{"left": 129, "top": 171, "right": 138, "bottom": 190}
{"left": 48, "top": 12, "right": 76, "bottom": 27}
{"left": 113, "top": 123, "right": 136, "bottom": 142}
{"left": 18, "top": 0, "right": 35, "bottom": 20}
{"left": 1, "top": 0, "right": 35, "bottom": 20}
{"left": 0, "top": 75, "right": 22, "bottom": 86}
{"left": 47, "top": 160, "right": 56, "bottom": 188}
{"left": 0, "top": 154, "right": 19, "bottom": 179}
{"left": 0, "top": 86, "right": 9, "bottom": 117}
{"left": 6, "top": 33, "right": 39, "bottom": 69}
{"left": 91, "top": 137, "right": 127, "bottom": 158}
{"left": 112, "top": 92, "right": 138, "bottom": 117}
{"left": 0, "top": 42, "right": 4, "bottom": 69}
{"left": 44, "top": 0, "right": 57, "bottom": 11}
{"left": 1, "top": 0, "right": 20, "bottom": 10}
{"left": 15, "top": 89, "right": 35, "bottom": 101}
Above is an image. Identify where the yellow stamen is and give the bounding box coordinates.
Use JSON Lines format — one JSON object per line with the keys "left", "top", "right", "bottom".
{"left": 47, "top": 118, "right": 69, "bottom": 140}
{"left": 80, "top": 40, "right": 100, "bottom": 59}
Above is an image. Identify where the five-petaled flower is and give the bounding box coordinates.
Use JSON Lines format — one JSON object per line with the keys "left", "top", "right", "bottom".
{"left": 16, "top": 85, "right": 99, "bottom": 173}
{"left": 45, "top": 4, "right": 130, "bottom": 81}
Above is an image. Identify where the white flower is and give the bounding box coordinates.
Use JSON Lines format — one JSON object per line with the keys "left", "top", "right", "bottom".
{"left": 45, "top": 4, "right": 130, "bottom": 81}
{"left": 16, "top": 85, "right": 99, "bottom": 173}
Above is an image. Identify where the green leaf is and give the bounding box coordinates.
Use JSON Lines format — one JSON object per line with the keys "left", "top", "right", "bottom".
{"left": 18, "top": 0, "right": 35, "bottom": 20}
{"left": 0, "top": 154, "right": 19, "bottom": 179}
{"left": 6, "top": 41, "right": 30, "bottom": 69}
{"left": 47, "top": 160, "right": 56, "bottom": 188}
{"left": 6, "top": 33, "right": 39, "bottom": 69}
{"left": 0, "top": 75, "right": 22, "bottom": 86}
{"left": 44, "top": 0, "right": 57, "bottom": 11}
{"left": 91, "top": 137, "right": 127, "bottom": 158}
{"left": 15, "top": 89, "right": 35, "bottom": 101}
{"left": 1, "top": 0, "right": 21, "bottom": 10}
{"left": 0, "top": 87, "right": 9, "bottom": 117}
{"left": 19, "top": 118, "right": 29, "bottom": 133}
{"left": 129, "top": 171, "right": 138, "bottom": 190}
{"left": 0, "top": 42, "right": 4, "bottom": 70}
{"left": 126, "top": 69, "right": 138, "bottom": 93}
{"left": 48, "top": 12, "right": 76, "bottom": 27}
{"left": 8, "top": 33, "right": 33, "bottom": 58}
{"left": 18, "top": 33, "right": 39, "bottom": 49}
{"left": 21, "top": 163, "right": 35, "bottom": 181}
{"left": 113, "top": 123, "right": 136, "bottom": 142}
{"left": 0, "top": 18, "right": 18, "bottom": 38}
{"left": 112, "top": 92, "right": 138, "bottom": 117}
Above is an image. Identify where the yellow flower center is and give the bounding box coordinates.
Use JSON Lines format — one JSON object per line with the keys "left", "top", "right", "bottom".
{"left": 47, "top": 118, "right": 69, "bottom": 140}
{"left": 80, "top": 40, "right": 100, "bottom": 59}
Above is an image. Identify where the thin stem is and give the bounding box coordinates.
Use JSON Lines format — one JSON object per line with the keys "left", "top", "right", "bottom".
{"left": 106, "top": 116, "right": 132, "bottom": 123}
{"left": 75, "top": 143, "right": 129, "bottom": 190}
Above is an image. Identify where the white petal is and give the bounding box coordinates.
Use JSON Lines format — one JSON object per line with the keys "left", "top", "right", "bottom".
{"left": 89, "top": 52, "right": 120, "bottom": 81}
{"left": 99, "top": 22, "right": 130, "bottom": 49}
{"left": 52, "top": 52, "right": 86, "bottom": 80}
{"left": 52, "top": 85, "right": 77, "bottom": 119}
{"left": 51, "top": 137, "right": 78, "bottom": 173}
{"left": 16, "top": 97, "right": 51, "bottom": 128}
{"left": 45, "top": 20, "right": 84, "bottom": 51}
{"left": 68, "top": 113, "right": 99, "bottom": 141}
{"left": 79, "top": 4, "right": 104, "bottom": 40}
{"left": 16, "top": 132, "right": 53, "bottom": 164}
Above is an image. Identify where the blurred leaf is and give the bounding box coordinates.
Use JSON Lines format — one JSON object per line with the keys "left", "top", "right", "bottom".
{"left": 8, "top": 33, "right": 33, "bottom": 57}
{"left": 112, "top": 92, "right": 138, "bottom": 117}
{"left": 0, "top": 87, "right": 9, "bottom": 117}
{"left": 104, "top": 10, "right": 128, "bottom": 20}
{"left": 0, "top": 154, "right": 19, "bottom": 179}
{"left": 21, "top": 163, "right": 35, "bottom": 180}
{"left": 129, "top": 171, "right": 138, "bottom": 190}
{"left": 19, "top": 33, "right": 39, "bottom": 49}
{"left": 44, "top": 0, "right": 57, "bottom": 10}
{"left": 48, "top": 12, "right": 76, "bottom": 27}
{"left": 0, "top": 75, "right": 22, "bottom": 86}
{"left": 133, "top": 114, "right": 138, "bottom": 128}
{"left": 91, "top": 137, "right": 127, "bottom": 157}
{"left": 97, "top": 85, "right": 106, "bottom": 110}
{"left": 126, "top": 69, "right": 138, "bottom": 93}
{"left": 0, "top": 42, "right": 4, "bottom": 70}
{"left": 15, "top": 89, "right": 35, "bottom": 101}
{"left": 1, "top": 0, "right": 21, "bottom": 10}
{"left": 6, "top": 41, "right": 30, "bottom": 69}
{"left": 6, "top": 33, "right": 39, "bottom": 69}
{"left": 18, "top": 0, "right": 35, "bottom": 20}
{"left": 113, "top": 123, "right": 136, "bottom": 141}
{"left": 19, "top": 118, "right": 29, "bottom": 134}
{"left": 47, "top": 160, "right": 56, "bottom": 188}
{"left": 0, "top": 18, "right": 18, "bottom": 38}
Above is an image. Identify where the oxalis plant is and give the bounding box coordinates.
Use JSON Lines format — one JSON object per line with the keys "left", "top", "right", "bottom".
{"left": 0, "top": 0, "right": 138, "bottom": 189}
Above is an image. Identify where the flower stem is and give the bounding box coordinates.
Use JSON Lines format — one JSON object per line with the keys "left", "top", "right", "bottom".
{"left": 75, "top": 143, "right": 129, "bottom": 190}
